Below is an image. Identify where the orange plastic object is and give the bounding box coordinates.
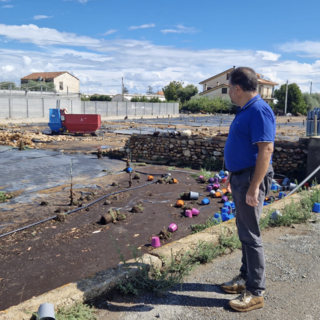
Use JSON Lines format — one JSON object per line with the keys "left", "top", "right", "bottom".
{"left": 221, "top": 188, "right": 228, "bottom": 194}
{"left": 148, "top": 175, "right": 154, "bottom": 181}
{"left": 173, "top": 179, "right": 178, "bottom": 184}
{"left": 176, "top": 200, "right": 184, "bottom": 207}
{"left": 214, "top": 191, "right": 222, "bottom": 198}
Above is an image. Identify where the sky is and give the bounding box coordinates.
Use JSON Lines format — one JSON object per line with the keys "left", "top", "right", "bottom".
{"left": 1, "top": 0, "right": 320, "bottom": 95}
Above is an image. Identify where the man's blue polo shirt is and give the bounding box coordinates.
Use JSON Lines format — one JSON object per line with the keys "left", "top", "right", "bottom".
{"left": 224, "top": 94, "right": 276, "bottom": 172}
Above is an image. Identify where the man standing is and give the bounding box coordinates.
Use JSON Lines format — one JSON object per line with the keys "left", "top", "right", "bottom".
{"left": 221, "top": 67, "right": 275, "bottom": 312}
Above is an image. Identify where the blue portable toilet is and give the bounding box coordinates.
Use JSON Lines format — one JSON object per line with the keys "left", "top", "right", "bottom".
{"left": 48, "top": 109, "right": 62, "bottom": 133}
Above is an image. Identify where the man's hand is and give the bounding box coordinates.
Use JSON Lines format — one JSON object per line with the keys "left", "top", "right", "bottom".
{"left": 225, "top": 175, "right": 232, "bottom": 193}
{"left": 246, "top": 185, "right": 259, "bottom": 207}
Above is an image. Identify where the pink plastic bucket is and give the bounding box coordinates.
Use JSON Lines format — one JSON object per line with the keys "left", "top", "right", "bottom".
{"left": 151, "top": 236, "right": 161, "bottom": 248}
{"left": 185, "top": 210, "right": 193, "bottom": 218}
{"left": 168, "top": 223, "right": 178, "bottom": 232}
{"left": 191, "top": 208, "right": 200, "bottom": 216}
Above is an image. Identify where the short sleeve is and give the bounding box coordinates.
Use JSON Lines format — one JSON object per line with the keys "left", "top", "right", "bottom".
{"left": 249, "top": 106, "right": 275, "bottom": 144}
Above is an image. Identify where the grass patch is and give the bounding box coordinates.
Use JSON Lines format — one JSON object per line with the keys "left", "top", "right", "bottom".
{"left": 0, "top": 191, "right": 11, "bottom": 203}
{"left": 190, "top": 216, "right": 222, "bottom": 234}
{"left": 56, "top": 303, "right": 97, "bottom": 320}
{"left": 191, "top": 168, "right": 215, "bottom": 180}
{"left": 116, "top": 227, "right": 241, "bottom": 297}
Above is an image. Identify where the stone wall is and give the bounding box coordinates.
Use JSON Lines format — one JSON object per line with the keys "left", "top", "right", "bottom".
{"left": 108, "top": 134, "right": 309, "bottom": 174}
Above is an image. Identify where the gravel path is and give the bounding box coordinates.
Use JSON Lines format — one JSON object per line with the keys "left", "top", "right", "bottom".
{"left": 96, "top": 221, "right": 320, "bottom": 320}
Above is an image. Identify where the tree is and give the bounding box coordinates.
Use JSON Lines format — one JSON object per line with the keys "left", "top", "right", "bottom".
{"left": 123, "top": 86, "right": 129, "bottom": 94}
{"left": 176, "top": 84, "right": 198, "bottom": 104}
{"left": 21, "top": 80, "right": 55, "bottom": 92}
{"left": 274, "top": 83, "right": 307, "bottom": 115}
{"left": 162, "top": 81, "right": 183, "bottom": 101}
{"left": 0, "top": 81, "right": 18, "bottom": 90}
{"left": 146, "top": 86, "right": 154, "bottom": 95}
{"left": 89, "top": 94, "right": 112, "bottom": 101}
{"left": 302, "top": 93, "right": 320, "bottom": 111}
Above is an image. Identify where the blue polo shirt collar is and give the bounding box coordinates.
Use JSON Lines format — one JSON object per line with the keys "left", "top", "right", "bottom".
{"left": 241, "top": 94, "right": 261, "bottom": 111}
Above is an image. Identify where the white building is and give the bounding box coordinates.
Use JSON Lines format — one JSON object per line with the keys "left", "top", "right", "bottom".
{"left": 21, "top": 71, "right": 80, "bottom": 94}
{"left": 111, "top": 92, "right": 166, "bottom": 102}
{"left": 199, "top": 67, "right": 278, "bottom": 104}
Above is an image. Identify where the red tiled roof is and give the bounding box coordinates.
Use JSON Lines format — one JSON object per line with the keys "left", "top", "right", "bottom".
{"left": 21, "top": 72, "right": 79, "bottom": 81}
{"left": 155, "top": 91, "right": 164, "bottom": 95}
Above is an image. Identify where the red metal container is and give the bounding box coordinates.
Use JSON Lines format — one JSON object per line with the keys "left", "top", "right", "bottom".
{"left": 61, "top": 114, "right": 101, "bottom": 134}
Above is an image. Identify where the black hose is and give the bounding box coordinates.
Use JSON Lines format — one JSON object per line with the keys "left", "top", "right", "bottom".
{"left": 0, "top": 174, "right": 169, "bottom": 239}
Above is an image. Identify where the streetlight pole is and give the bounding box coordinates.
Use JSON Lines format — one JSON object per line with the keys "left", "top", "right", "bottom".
{"left": 310, "top": 81, "right": 312, "bottom": 94}
{"left": 122, "top": 77, "right": 124, "bottom": 102}
{"left": 284, "top": 80, "right": 288, "bottom": 115}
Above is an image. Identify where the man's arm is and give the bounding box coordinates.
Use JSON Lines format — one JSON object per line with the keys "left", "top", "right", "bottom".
{"left": 246, "top": 142, "right": 274, "bottom": 207}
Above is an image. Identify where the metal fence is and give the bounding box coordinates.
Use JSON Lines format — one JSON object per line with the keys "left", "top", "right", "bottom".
{"left": 0, "top": 97, "right": 179, "bottom": 119}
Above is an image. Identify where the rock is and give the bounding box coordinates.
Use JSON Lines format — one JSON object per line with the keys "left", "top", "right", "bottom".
{"left": 180, "top": 130, "right": 192, "bottom": 137}
{"left": 183, "top": 149, "right": 191, "bottom": 157}
{"left": 55, "top": 213, "right": 66, "bottom": 222}
{"left": 201, "top": 149, "right": 208, "bottom": 155}
{"left": 283, "top": 149, "right": 294, "bottom": 153}
{"left": 213, "top": 151, "right": 222, "bottom": 156}
{"left": 104, "top": 200, "right": 112, "bottom": 205}
{"left": 188, "top": 140, "right": 195, "bottom": 145}
{"left": 280, "top": 153, "right": 287, "bottom": 158}
{"left": 40, "top": 201, "right": 49, "bottom": 206}
{"left": 294, "top": 148, "right": 302, "bottom": 153}
{"left": 303, "top": 150, "right": 308, "bottom": 154}
{"left": 275, "top": 147, "right": 282, "bottom": 152}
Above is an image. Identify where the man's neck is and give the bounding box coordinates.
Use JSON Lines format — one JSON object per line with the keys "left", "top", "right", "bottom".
{"left": 239, "top": 92, "right": 258, "bottom": 108}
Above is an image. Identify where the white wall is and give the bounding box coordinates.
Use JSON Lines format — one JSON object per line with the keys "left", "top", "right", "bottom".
{"left": 54, "top": 73, "right": 80, "bottom": 94}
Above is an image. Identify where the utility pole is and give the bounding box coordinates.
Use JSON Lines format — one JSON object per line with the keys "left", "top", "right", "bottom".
{"left": 310, "top": 81, "right": 312, "bottom": 94}
{"left": 122, "top": 77, "right": 124, "bottom": 102}
{"left": 284, "top": 80, "right": 288, "bottom": 115}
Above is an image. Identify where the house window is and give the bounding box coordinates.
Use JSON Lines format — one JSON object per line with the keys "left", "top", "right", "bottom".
{"left": 226, "top": 73, "right": 230, "bottom": 80}
{"left": 59, "top": 82, "right": 63, "bottom": 90}
{"left": 222, "top": 88, "right": 228, "bottom": 94}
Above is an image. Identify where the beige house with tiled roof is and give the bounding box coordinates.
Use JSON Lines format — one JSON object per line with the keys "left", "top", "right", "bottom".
{"left": 21, "top": 71, "right": 80, "bottom": 94}
{"left": 199, "top": 67, "right": 278, "bottom": 104}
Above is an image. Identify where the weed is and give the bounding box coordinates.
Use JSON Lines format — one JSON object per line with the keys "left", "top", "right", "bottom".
{"left": 167, "top": 166, "right": 176, "bottom": 171}
{"left": 0, "top": 192, "right": 11, "bottom": 203}
{"left": 132, "top": 162, "right": 147, "bottom": 166}
{"left": 201, "top": 157, "right": 222, "bottom": 171}
{"left": 190, "top": 216, "right": 221, "bottom": 234}
{"left": 191, "top": 168, "right": 215, "bottom": 180}
{"left": 56, "top": 303, "right": 97, "bottom": 320}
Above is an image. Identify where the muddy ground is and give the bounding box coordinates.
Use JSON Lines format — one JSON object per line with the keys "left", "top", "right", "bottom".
{"left": 0, "top": 167, "right": 230, "bottom": 310}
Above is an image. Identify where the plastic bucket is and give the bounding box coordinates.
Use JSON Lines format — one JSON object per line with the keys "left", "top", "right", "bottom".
{"left": 185, "top": 210, "right": 193, "bottom": 218}
{"left": 38, "top": 303, "right": 56, "bottom": 320}
{"left": 312, "top": 203, "right": 320, "bottom": 213}
{"left": 208, "top": 178, "right": 215, "bottom": 183}
{"left": 168, "top": 223, "right": 178, "bottom": 232}
{"left": 206, "top": 185, "right": 213, "bottom": 192}
{"left": 210, "top": 190, "right": 216, "bottom": 197}
{"left": 221, "top": 207, "right": 229, "bottom": 214}
{"left": 201, "top": 198, "right": 210, "bottom": 205}
{"left": 151, "top": 237, "right": 161, "bottom": 247}
{"left": 279, "top": 192, "right": 286, "bottom": 199}
{"left": 191, "top": 208, "right": 200, "bottom": 216}
{"left": 189, "top": 191, "right": 199, "bottom": 200}
{"left": 212, "top": 183, "right": 220, "bottom": 190}
{"left": 198, "top": 175, "right": 204, "bottom": 180}
{"left": 221, "top": 212, "right": 229, "bottom": 221}
{"left": 271, "top": 210, "right": 282, "bottom": 221}
{"left": 221, "top": 196, "right": 228, "bottom": 203}
{"left": 221, "top": 178, "right": 227, "bottom": 183}
{"left": 219, "top": 170, "right": 225, "bottom": 176}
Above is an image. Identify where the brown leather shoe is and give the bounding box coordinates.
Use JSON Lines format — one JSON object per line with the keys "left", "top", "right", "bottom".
{"left": 229, "top": 290, "right": 264, "bottom": 312}
{"left": 220, "top": 275, "right": 246, "bottom": 294}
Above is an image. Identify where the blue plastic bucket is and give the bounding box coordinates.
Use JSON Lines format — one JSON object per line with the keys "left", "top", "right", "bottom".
{"left": 312, "top": 202, "right": 320, "bottom": 213}
{"left": 201, "top": 198, "right": 210, "bottom": 205}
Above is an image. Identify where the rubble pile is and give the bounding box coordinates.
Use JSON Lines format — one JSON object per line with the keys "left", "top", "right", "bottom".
{"left": 0, "top": 131, "right": 77, "bottom": 148}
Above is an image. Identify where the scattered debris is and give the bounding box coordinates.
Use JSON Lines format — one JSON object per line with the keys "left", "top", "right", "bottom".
{"left": 40, "top": 201, "right": 49, "bottom": 206}
{"left": 104, "top": 200, "right": 112, "bottom": 205}
{"left": 55, "top": 213, "right": 66, "bottom": 222}
{"left": 131, "top": 204, "right": 144, "bottom": 213}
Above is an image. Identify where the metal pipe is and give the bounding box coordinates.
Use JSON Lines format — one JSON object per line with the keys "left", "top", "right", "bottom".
{"left": 286, "top": 163, "right": 320, "bottom": 197}
{"left": 314, "top": 114, "right": 317, "bottom": 136}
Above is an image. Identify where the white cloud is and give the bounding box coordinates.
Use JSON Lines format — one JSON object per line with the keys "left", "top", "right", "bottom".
{"left": 279, "top": 40, "right": 320, "bottom": 58}
{"left": 33, "top": 15, "right": 52, "bottom": 20}
{"left": 161, "top": 25, "right": 199, "bottom": 34}
{"left": 2, "top": 5, "right": 13, "bottom": 8}
{"left": 256, "top": 51, "right": 281, "bottom": 61}
{"left": 104, "top": 29, "right": 117, "bottom": 36}
{"left": 129, "top": 23, "right": 155, "bottom": 30}
{"left": 0, "top": 24, "right": 100, "bottom": 46}
{"left": 63, "top": 0, "right": 91, "bottom": 3}
{"left": 1, "top": 65, "right": 15, "bottom": 72}
{"left": 1, "top": 23, "right": 320, "bottom": 94}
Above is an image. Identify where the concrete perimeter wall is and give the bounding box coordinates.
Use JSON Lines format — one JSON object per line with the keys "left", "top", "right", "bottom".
{"left": 109, "top": 134, "right": 309, "bottom": 174}
{"left": 0, "top": 97, "right": 179, "bottom": 119}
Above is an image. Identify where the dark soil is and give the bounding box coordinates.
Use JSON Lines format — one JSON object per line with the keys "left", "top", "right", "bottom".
{"left": 0, "top": 167, "right": 225, "bottom": 311}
